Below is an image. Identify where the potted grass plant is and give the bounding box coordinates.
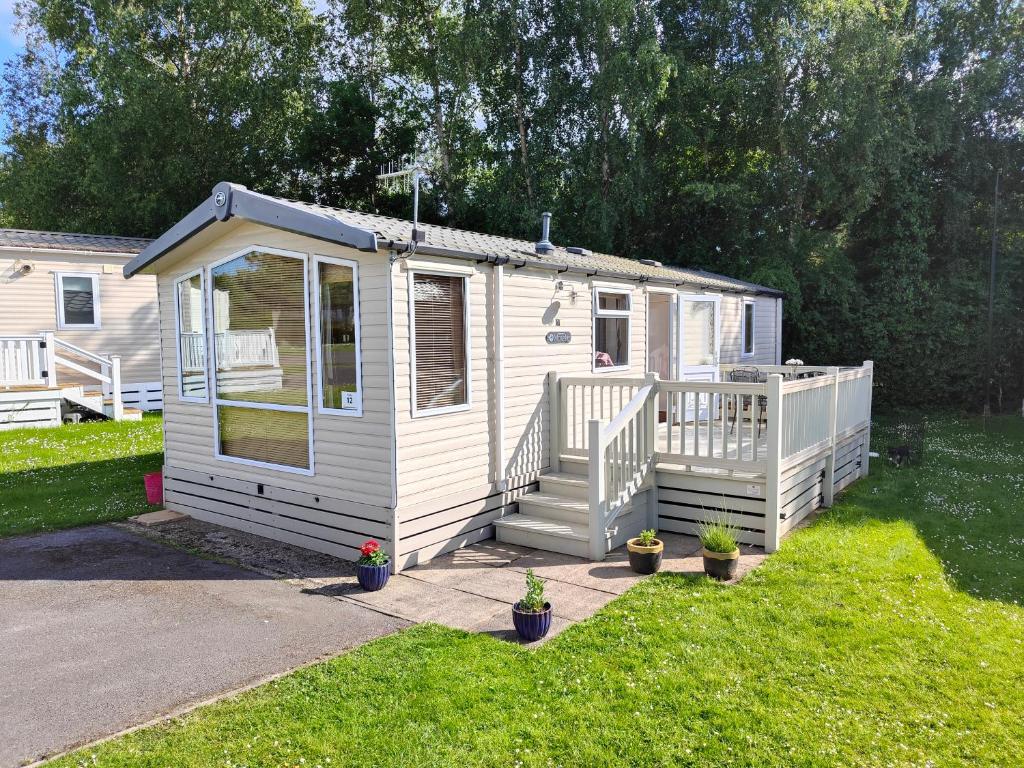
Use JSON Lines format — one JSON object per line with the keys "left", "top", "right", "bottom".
{"left": 356, "top": 539, "right": 391, "bottom": 591}
{"left": 626, "top": 528, "right": 664, "bottom": 574}
{"left": 698, "top": 518, "right": 740, "bottom": 581}
{"left": 511, "top": 569, "right": 552, "bottom": 641}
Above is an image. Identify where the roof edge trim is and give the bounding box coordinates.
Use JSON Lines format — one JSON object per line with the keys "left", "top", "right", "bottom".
{"left": 123, "top": 182, "right": 379, "bottom": 278}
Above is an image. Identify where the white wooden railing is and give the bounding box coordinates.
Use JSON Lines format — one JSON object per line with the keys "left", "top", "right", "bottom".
{"left": 0, "top": 336, "right": 46, "bottom": 385}
{"left": 661, "top": 380, "right": 769, "bottom": 472}
{"left": 0, "top": 332, "right": 123, "bottom": 420}
{"left": 551, "top": 360, "right": 874, "bottom": 556}
{"left": 213, "top": 328, "right": 280, "bottom": 369}
{"left": 587, "top": 374, "right": 658, "bottom": 560}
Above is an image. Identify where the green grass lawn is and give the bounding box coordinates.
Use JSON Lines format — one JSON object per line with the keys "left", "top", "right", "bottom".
{"left": 43, "top": 414, "right": 1024, "bottom": 767}
{"left": 0, "top": 415, "right": 163, "bottom": 538}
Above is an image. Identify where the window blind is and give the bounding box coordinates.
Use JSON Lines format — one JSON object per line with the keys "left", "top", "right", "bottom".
{"left": 176, "top": 272, "right": 207, "bottom": 399}
{"left": 318, "top": 260, "right": 360, "bottom": 411}
{"left": 412, "top": 274, "right": 468, "bottom": 412}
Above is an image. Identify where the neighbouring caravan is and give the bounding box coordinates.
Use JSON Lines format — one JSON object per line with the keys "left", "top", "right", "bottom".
{"left": 125, "top": 182, "right": 872, "bottom": 570}
{"left": 0, "top": 229, "right": 161, "bottom": 429}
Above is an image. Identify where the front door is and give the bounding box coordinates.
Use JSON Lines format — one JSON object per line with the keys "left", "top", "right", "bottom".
{"left": 678, "top": 294, "right": 721, "bottom": 420}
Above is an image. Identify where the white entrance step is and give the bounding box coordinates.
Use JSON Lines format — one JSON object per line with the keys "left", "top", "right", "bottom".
{"left": 517, "top": 491, "right": 589, "bottom": 523}
{"left": 538, "top": 472, "right": 589, "bottom": 499}
{"left": 494, "top": 514, "right": 592, "bottom": 558}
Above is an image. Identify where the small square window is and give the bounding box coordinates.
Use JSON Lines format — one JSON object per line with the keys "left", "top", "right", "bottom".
{"left": 56, "top": 273, "right": 100, "bottom": 329}
{"left": 593, "top": 288, "right": 631, "bottom": 371}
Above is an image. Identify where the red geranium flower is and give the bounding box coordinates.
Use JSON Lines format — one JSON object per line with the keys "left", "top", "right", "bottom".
{"left": 360, "top": 540, "right": 381, "bottom": 557}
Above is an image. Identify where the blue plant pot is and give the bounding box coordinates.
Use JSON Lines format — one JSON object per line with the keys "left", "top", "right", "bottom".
{"left": 512, "top": 602, "right": 552, "bottom": 641}
{"left": 356, "top": 561, "right": 391, "bottom": 591}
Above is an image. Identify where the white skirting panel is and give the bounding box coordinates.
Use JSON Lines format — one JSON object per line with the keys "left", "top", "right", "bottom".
{"left": 121, "top": 381, "right": 163, "bottom": 411}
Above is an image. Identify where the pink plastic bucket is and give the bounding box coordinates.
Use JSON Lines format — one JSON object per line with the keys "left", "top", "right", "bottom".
{"left": 144, "top": 472, "right": 163, "bottom": 506}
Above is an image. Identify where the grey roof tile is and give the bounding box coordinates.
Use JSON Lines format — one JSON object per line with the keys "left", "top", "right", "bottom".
{"left": 287, "top": 199, "right": 782, "bottom": 296}
{"left": 0, "top": 228, "right": 151, "bottom": 255}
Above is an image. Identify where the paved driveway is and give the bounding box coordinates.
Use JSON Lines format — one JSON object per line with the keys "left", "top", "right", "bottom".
{"left": 0, "top": 526, "right": 407, "bottom": 767}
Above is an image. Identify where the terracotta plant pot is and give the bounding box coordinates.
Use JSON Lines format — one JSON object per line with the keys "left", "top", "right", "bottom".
{"left": 356, "top": 561, "right": 391, "bottom": 591}
{"left": 512, "top": 602, "right": 552, "bottom": 641}
{"left": 626, "top": 537, "right": 664, "bottom": 574}
{"left": 702, "top": 547, "right": 739, "bottom": 581}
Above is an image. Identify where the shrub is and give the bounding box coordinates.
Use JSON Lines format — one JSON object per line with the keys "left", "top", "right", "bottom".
{"left": 519, "top": 568, "right": 546, "bottom": 612}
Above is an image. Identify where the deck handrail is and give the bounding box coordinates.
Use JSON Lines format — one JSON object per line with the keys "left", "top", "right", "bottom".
{"left": 51, "top": 334, "right": 123, "bottom": 420}
{"left": 587, "top": 374, "right": 658, "bottom": 560}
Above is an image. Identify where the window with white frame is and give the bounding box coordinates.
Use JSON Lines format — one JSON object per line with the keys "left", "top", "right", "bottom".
{"left": 56, "top": 272, "right": 100, "bottom": 329}
{"left": 410, "top": 272, "right": 469, "bottom": 415}
{"left": 742, "top": 299, "right": 756, "bottom": 357}
{"left": 175, "top": 270, "right": 208, "bottom": 401}
{"left": 593, "top": 288, "right": 631, "bottom": 370}
{"left": 315, "top": 256, "right": 362, "bottom": 414}
{"left": 209, "top": 248, "right": 312, "bottom": 473}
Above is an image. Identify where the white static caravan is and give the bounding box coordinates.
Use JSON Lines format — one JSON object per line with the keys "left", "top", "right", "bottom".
{"left": 126, "top": 182, "right": 873, "bottom": 570}
{"left": 0, "top": 229, "right": 162, "bottom": 429}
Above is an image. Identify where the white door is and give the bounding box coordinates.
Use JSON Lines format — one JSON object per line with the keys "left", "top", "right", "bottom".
{"left": 678, "top": 295, "right": 722, "bottom": 420}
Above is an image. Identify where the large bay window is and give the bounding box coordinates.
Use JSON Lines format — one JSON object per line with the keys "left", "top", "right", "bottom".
{"left": 315, "top": 256, "right": 362, "bottom": 415}
{"left": 593, "top": 288, "right": 631, "bottom": 371}
{"left": 410, "top": 272, "right": 470, "bottom": 416}
{"left": 175, "top": 270, "right": 208, "bottom": 401}
{"left": 209, "top": 247, "right": 312, "bottom": 473}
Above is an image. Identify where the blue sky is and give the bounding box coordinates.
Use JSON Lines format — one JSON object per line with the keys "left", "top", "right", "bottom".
{"left": 0, "top": 0, "right": 24, "bottom": 138}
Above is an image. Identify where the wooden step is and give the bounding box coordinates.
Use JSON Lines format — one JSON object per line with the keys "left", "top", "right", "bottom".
{"left": 538, "top": 473, "right": 589, "bottom": 499}
{"left": 494, "top": 514, "right": 592, "bottom": 558}
{"left": 517, "top": 491, "right": 589, "bottom": 523}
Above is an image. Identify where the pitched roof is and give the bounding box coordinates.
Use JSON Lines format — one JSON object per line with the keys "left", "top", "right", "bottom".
{"left": 0, "top": 228, "right": 152, "bottom": 255}
{"left": 125, "top": 182, "right": 783, "bottom": 296}
{"left": 304, "top": 202, "right": 782, "bottom": 296}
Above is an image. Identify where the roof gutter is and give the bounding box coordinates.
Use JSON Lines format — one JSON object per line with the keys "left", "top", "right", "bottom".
{"left": 123, "top": 182, "right": 379, "bottom": 278}
{"left": 0, "top": 245, "right": 142, "bottom": 258}
{"left": 387, "top": 241, "right": 785, "bottom": 298}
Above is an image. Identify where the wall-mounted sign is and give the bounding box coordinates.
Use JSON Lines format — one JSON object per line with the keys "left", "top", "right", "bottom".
{"left": 545, "top": 331, "right": 572, "bottom": 344}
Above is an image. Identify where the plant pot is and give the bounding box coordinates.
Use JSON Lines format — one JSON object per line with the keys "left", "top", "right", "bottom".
{"left": 143, "top": 471, "right": 163, "bottom": 506}
{"left": 512, "top": 601, "right": 552, "bottom": 641}
{"left": 702, "top": 547, "right": 740, "bottom": 581}
{"left": 356, "top": 561, "right": 391, "bottom": 591}
{"left": 626, "top": 537, "right": 664, "bottom": 574}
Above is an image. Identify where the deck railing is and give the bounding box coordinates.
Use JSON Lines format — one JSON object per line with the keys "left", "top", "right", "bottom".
{"left": 0, "top": 332, "right": 123, "bottom": 420}
{"left": 0, "top": 336, "right": 46, "bottom": 385}
{"left": 587, "top": 375, "right": 658, "bottom": 560}
{"left": 550, "top": 361, "right": 874, "bottom": 556}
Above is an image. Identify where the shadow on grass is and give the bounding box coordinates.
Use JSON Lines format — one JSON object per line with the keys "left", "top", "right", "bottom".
{"left": 830, "top": 412, "right": 1024, "bottom": 605}
{"left": 0, "top": 453, "right": 163, "bottom": 539}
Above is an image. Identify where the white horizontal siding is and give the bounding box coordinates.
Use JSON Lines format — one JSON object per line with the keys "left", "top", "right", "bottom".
{"left": 0, "top": 250, "right": 160, "bottom": 384}
{"left": 157, "top": 222, "right": 394, "bottom": 512}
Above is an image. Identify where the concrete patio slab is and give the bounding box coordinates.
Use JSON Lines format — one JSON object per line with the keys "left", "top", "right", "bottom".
{"left": 129, "top": 508, "right": 188, "bottom": 526}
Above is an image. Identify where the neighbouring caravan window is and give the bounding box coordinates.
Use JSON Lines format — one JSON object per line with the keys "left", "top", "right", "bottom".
{"left": 175, "top": 271, "right": 208, "bottom": 401}
{"left": 56, "top": 273, "right": 100, "bottom": 329}
{"left": 410, "top": 272, "right": 469, "bottom": 415}
{"left": 742, "top": 299, "right": 756, "bottom": 357}
{"left": 315, "top": 256, "right": 361, "bottom": 414}
{"left": 209, "top": 248, "right": 312, "bottom": 473}
{"left": 593, "top": 288, "right": 630, "bottom": 371}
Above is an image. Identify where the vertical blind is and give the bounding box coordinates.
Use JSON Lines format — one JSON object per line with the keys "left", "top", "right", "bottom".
{"left": 176, "top": 273, "right": 207, "bottom": 399}
{"left": 210, "top": 250, "right": 310, "bottom": 470}
{"left": 318, "top": 260, "right": 360, "bottom": 410}
{"left": 412, "top": 274, "right": 468, "bottom": 411}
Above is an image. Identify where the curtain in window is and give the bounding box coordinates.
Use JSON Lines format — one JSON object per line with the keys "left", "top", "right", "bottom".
{"left": 594, "top": 290, "right": 630, "bottom": 368}
{"left": 413, "top": 274, "right": 467, "bottom": 411}
{"left": 743, "top": 302, "right": 755, "bottom": 354}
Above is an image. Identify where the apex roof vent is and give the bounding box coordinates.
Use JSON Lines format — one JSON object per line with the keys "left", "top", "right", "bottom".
{"left": 535, "top": 212, "right": 554, "bottom": 255}
{"left": 639, "top": 258, "right": 663, "bottom": 267}
{"left": 565, "top": 246, "right": 591, "bottom": 256}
